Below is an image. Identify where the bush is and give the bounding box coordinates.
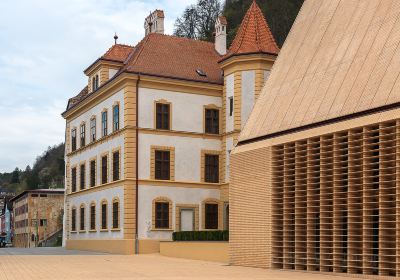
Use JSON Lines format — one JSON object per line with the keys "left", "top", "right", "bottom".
{"left": 172, "top": 230, "right": 229, "bottom": 241}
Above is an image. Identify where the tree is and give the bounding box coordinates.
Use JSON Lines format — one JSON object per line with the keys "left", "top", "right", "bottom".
{"left": 174, "top": 0, "right": 222, "bottom": 42}
{"left": 223, "top": 0, "right": 304, "bottom": 47}
{"left": 10, "top": 168, "right": 20, "bottom": 184}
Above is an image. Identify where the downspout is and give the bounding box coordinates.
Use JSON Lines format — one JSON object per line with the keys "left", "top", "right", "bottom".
{"left": 135, "top": 74, "right": 141, "bottom": 254}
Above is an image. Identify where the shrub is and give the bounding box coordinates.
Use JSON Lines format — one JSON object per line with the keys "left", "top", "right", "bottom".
{"left": 172, "top": 230, "right": 229, "bottom": 241}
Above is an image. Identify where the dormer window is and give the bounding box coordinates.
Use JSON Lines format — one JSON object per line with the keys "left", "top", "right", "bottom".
{"left": 92, "top": 75, "right": 99, "bottom": 92}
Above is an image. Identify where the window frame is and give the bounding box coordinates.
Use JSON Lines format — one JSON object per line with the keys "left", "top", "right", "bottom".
{"left": 71, "top": 167, "right": 77, "bottom": 193}
{"left": 204, "top": 202, "right": 219, "bottom": 230}
{"left": 71, "top": 207, "right": 77, "bottom": 232}
{"left": 155, "top": 150, "right": 170, "bottom": 180}
{"left": 90, "top": 159, "right": 96, "bottom": 187}
{"left": 229, "top": 96, "right": 234, "bottom": 117}
{"left": 112, "top": 198, "right": 120, "bottom": 229}
{"left": 71, "top": 128, "right": 77, "bottom": 152}
{"left": 90, "top": 117, "right": 96, "bottom": 142}
{"left": 90, "top": 202, "right": 96, "bottom": 231}
{"left": 80, "top": 123, "right": 86, "bottom": 147}
{"left": 101, "top": 110, "right": 108, "bottom": 137}
{"left": 113, "top": 104, "right": 120, "bottom": 132}
{"left": 152, "top": 197, "right": 172, "bottom": 230}
{"left": 204, "top": 107, "right": 220, "bottom": 134}
{"left": 101, "top": 200, "right": 108, "bottom": 230}
{"left": 79, "top": 163, "right": 85, "bottom": 190}
{"left": 112, "top": 150, "right": 120, "bottom": 181}
{"left": 101, "top": 154, "right": 108, "bottom": 184}
{"left": 79, "top": 204, "right": 85, "bottom": 231}
{"left": 155, "top": 101, "right": 171, "bottom": 130}
{"left": 204, "top": 154, "right": 220, "bottom": 183}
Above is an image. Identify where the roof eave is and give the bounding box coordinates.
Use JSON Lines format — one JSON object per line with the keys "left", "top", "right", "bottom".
{"left": 83, "top": 58, "right": 124, "bottom": 75}
{"left": 218, "top": 51, "right": 278, "bottom": 64}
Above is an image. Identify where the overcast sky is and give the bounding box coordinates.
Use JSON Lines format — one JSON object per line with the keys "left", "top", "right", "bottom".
{"left": 0, "top": 0, "right": 197, "bottom": 172}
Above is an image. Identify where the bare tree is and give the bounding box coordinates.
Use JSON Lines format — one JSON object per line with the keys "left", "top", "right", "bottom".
{"left": 174, "top": 0, "right": 221, "bottom": 42}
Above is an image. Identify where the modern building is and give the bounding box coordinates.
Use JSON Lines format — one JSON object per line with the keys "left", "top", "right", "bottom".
{"left": 62, "top": 1, "right": 278, "bottom": 254}
{"left": 11, "top": 189, "right": 64, "bottom": 248}
{"left": 231, "top": 0, "right": 400, "bottom": 278}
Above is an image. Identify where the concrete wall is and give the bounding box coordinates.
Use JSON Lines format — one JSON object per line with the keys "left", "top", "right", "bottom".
{"left": 160, "top": 241, "right": 229, "bottom": 263}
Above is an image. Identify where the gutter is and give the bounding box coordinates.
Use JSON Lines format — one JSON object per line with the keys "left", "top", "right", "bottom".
{"left": 135, "top": 74, "right": 140, "bottom": 254}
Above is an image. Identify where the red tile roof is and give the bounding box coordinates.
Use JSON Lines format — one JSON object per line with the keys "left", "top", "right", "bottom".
{"left": 122, "top": 33, "right": 223, "bottom": 84}
{"left": 221, "top": 0, "right": 279, "bottom": 62}
{"left": 102, "top": 44, "right": 134, "bottom": 62}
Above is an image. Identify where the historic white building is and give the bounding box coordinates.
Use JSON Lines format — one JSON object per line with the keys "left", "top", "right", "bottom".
{"left": 62, "top": 2, "right": 279, "bottom": 254}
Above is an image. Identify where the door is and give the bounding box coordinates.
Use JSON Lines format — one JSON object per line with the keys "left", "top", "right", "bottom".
{"left": 180, "top": 209, "right": 194, "bottom": 231}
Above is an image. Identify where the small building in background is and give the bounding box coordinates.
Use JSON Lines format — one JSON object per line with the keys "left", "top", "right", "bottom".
{"left": 10, "top": 189, "right": 64, "bottom": 248}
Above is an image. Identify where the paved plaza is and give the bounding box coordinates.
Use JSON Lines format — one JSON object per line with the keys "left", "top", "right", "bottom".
{"left": 0, "top": 248, "right": 366, "bottom": 280}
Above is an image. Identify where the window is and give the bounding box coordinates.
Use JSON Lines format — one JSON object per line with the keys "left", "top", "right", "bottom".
{"left": 80, "top": 123, "right": 86, "bottom": 147}
{"left": 71, "top": 208, "right": 76, "bottom": 232}
{"left": 205, "top": 203, "right": 218, "bottom": 229}
{"left": 155, "top": 150, "right": 170, "bottom": 180}
{"left": 90, "top": 118, "right": 96, "bottom": 142}
{"left": 112, "top": 200, "right": 119, "bottom": 229}
{"left": 71, "top": 167, "right": 77, "bottom": 192}
{"left": 101, "top": 111, "right": 108, "bottom": 137}
{"left": 101, "top": 155, "right": 108, "bottom": 184}
{"left": 71, "top": 129, "right": 77, "bottom": 151}
{"left": 80, "top": 163, "right": 85, "bottom": 190}
{"left": 229, "top": 97, "right": 233, "bottom": 117}
{"left": 90, "top": 160, "right": 96, "bottom": 187}
{"left": 112, "top": 151, "right": 120, "bottom": 181}
{"left": 156, "top": 103, "right": 170, "bottom": 130}
{"left": 101, "top": 201, "right": 107, "bottom": 229}
{"left": 92, "top": 75, "right": 99, "bottom": 91}
{"left": 40, "top": 219, "right": 47, "bottom": 227}
{"left": 90, "top": 204, "right": 96, "bottom": 230}
{"left": 205, "top": 108, "right": 219, "bottom": 134}
{"left": 80, "top": 205, "right": 85, "bottom": 231}
{"left": 113, "top": 105, "right": 119, "bottom": 132}
{"left": 155, "top": 202, "right": 169, "bottom": 229}
{"left": 205, "top": 154, "right": 219, "bottom": 183}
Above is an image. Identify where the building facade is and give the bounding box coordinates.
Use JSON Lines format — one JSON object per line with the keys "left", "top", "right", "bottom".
{"left": 11, "top": 189, "right": 64, "bottom": 248}
{"left": 62, "top": 2, "right": 278, "bottom": 254}
{"left": 231, "top": 0, "right": 400, "bottom": 278}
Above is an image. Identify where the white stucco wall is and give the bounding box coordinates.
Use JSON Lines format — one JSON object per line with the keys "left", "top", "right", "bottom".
{"left": 225, "top": 137, "right": 234, "bottom": 181}
{"left": 138, "top": 185, "right": 220, "bottom": 240}
{"left": 138, "top": 133, "right": 221, "bottom": 182}
{"left": 69, "top": 89, "right": 124, "bottom": 151}
{"left": 241, "top": 70, "right": 255, "bottom": 129}
{"left": 68, "top": 186, "right": 124, "bottom": 240}
{"left": 68, "top": 135, "right": 124, "bottom": 186}
{"left": 225, "top": 74, "right": 234, "bottom": 132}
{"left": 138, "top": 87, "right": 221, "bottom": 133}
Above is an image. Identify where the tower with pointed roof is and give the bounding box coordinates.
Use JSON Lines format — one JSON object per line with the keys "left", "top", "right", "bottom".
{"left": 218, "top": 0, "right": 279, "bottom": 195}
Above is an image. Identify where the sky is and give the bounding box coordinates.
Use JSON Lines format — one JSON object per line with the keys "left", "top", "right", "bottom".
{"left": 0, "top": 0, "right": 197, "bottom": 173}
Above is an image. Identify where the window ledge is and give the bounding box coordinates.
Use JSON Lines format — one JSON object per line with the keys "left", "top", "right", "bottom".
{"left": 88, "top": 229, "right": 97, "bottom": 233}
{"left": 70, "top": 231, "right": 77, "bottom": 234}
{"left": 100, "top": 229, "right": 109, "bottom": 232}
{"left": 151, "top": 228, "right": 173, "bottom": 232}
{"left": 78, "top": 230, "right": 86, "bottom": 233}
{"left": 111, "top": 228, "right": 120, "bottom": 232}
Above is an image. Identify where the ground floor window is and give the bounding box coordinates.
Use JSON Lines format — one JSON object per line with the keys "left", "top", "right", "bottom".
{"left": 154, "top": 200, "right": 170, "bottom": 229}
{"left": 204, "top": 203, "right": 218, "bottom": 229}
{"left": 101, "top": 201, "right": 107, "bottom": 230}
{"left": 71, "top": 208, "right": 76, "bottom": 232}
{"left": 112, "top": 199, "right": 119, "bottom": 229}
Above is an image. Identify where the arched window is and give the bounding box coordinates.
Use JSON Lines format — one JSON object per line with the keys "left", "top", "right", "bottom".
{"left": 80, "top": 204, "right": 85, "bottom": 231}
{"left": 71, "top": 207, "right": 77, "bottom": 232}
{"left": 113, "top": 104, "right": 119, "bottom": 132}
{"left": 101, "top": 200, "right": 108, "bottom": 230}
{"left": 90, "top": 202, "right": 96, "bottom": 230}
{"left": 95, "top": 75, "right": 99, "bottom": 89}
{"left": 112, "top": 198, "right": 120, "bottom": 229}
{"left": 92, "top": 77, "right": 96, "bottom": 92}
{"left": 202, "top": 199, "right": 220, "bottom": 230}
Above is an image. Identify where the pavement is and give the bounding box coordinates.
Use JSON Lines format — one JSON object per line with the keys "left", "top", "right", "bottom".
{"left": 0, "top": 247, "right": 366, "bottom": 280}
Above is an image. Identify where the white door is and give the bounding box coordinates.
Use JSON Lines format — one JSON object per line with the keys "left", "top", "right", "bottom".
{"left": 180, "top": 209, "right": 194, "bottom": 231}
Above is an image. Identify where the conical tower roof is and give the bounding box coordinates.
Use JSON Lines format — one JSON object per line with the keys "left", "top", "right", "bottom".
{"left": 220, "top": 0, "right": 279, "bottom": 62}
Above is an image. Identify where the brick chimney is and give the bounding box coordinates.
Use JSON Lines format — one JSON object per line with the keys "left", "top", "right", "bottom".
{"left": 144, "top": 10, "right": 165, "bottom": 36}
{"left": 215, "top": 16, "right": 227, "bottom": 55}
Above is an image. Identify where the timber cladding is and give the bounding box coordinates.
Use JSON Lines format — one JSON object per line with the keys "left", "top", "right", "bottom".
{"left": 230, "top": 145, "right": 271, "bottom": 268}
{"left": 271, "top": 119, "right": 400, "bottom": 277}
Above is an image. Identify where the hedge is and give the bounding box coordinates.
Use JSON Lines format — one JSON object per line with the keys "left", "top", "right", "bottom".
{"left": 172, "top": 230, "right": 229, "bottom": 241}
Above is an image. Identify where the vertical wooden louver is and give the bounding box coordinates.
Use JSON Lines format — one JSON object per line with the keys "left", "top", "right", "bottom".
{"left": 272, "top": 120, "right": 399, "bottom": 277}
